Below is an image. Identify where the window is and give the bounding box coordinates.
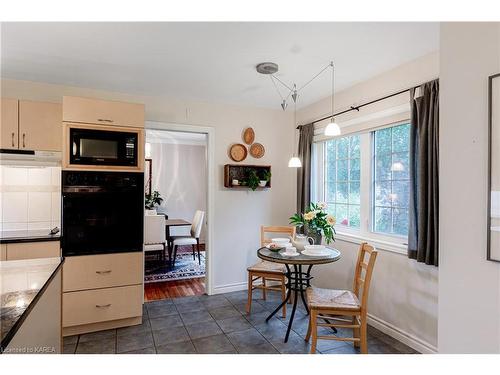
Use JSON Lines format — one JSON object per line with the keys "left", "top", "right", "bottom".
{"left": 324, "top": 135, "right": 361, "bottom": 228}
{"left": 372, "top": 124, "right": 410, "bottom": 236}
{"left": 313, "top": 121, "right": 411, "bottom": 244}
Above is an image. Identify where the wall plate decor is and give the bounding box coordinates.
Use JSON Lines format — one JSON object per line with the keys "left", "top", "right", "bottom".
{"left": 229, "top": 143, "right": 248, "bottom": 162}
{"left": 488, "top": 73, "right": 500, "bottom": 262}
{"left": 243, "top": 127, "right": 255, "bottom": 145}
{"left": 249, "top": 143, "right": 265, "bottom": 159}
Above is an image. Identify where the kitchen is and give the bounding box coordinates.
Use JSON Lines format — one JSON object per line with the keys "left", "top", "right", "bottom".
{"left": 1, "top": 95, "right": 146, "bottom": 352}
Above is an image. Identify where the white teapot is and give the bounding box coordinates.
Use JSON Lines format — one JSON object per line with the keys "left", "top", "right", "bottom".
{"left": 290, "top": 234, "right": 315, "bottom": 251}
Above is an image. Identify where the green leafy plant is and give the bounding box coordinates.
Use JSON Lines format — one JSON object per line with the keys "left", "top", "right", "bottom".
{"left": 145, "top": 190, "right": 164, "bottom": 210}
{"left": 289, "top": 202, "right": 337, "bottom": 244}
{"left": 258, "top": 169, "right": 272, "bottom": 182}
{"left": 244, "top": 168, "right": 260, "bottom": 191}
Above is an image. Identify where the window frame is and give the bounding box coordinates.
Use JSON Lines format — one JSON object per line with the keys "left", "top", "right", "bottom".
{"left": 311, "top": 119, "right": 410, "bottom": 250}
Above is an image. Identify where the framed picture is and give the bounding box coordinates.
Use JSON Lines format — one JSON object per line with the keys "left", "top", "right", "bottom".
{"left": 487, "top": 73, "right": 500, "bottom": 262}
{"left": 145, "top": 158, "right": 152, "bottom": 196}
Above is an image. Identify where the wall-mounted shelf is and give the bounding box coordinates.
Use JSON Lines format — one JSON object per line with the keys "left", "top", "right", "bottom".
{"left": 224, "top": 164, "right": 271, "bottom": 189}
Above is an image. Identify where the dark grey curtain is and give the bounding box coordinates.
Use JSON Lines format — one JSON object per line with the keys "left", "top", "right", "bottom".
{"left": 296, "top": 123, "right": 314, "bottom": 213}
{"left": 408, "top": 79, "right": 439, "bottom": 266}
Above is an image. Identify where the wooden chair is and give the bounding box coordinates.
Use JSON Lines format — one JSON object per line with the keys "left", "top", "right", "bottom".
{"left": 305, "top": 242, "right": 378, "bottom": 354}
{"left": 246, "top": 225, "right": 296, "bottom": 318}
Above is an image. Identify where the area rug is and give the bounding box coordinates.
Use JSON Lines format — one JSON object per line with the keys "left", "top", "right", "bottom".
{"left": 144, "top": 245, "right": 205, "bottom": 283}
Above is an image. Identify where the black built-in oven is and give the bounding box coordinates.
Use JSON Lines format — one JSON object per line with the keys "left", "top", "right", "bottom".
{"left": 69, "top": 127, "right": 138, "bottom": 167}
{"left": 62, "top": 171, "right": 144, "bottom": 256}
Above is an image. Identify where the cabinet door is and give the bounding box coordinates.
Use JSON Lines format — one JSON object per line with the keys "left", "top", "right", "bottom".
{"left": 0, "top": 244, "right": 6, "bottom": 261}
{"left": 6, "top": 241, "right": 61, "bottom": 261}
{"left": 19, "top": 100, "right": 62, "bottom": 151}
{"left": 1, "top": 98, "right": 19, "bottom": 149}
{"left": 63, "top": 96, "right": 144, "bottom": 128}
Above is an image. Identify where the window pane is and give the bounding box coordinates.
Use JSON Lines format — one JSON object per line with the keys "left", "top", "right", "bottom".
{"left": 392, "top": 124, "right": 410, "bottom": 153}
{"left": 336, "top": 204, "right": 349, "bottom": 226}
{"left": 349, "top": 181, "right": 360, "bottom": 204}
{"left": 350, "top": 136, "right": 360, "bottom": 158}
{"left": 375, "top": 127, "right": 391, "bottom": 155}
{"left": 392, "top": 208, "right": 409, "bottom": 236}
{"left": 374, "top": 207, "right": 392, "bottom": 233}
{"left": 372, "top": 123, "right": 411, "bottom": 237}
{"left": 336, "top": 182, "right": 348, "bottom": 203}
{"left": 337, "top": 137, "right": 349, "bottom": 158}
{"left": 337, "top": 159, "right": 348, "bottom": 181}
{"left": 349, "top": 205, "right": 361, "bottom": 228}
{"left": 349, "top": 158, "right": 360, "bottom": 181}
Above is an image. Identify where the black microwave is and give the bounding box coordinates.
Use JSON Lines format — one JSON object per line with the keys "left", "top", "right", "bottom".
{"left": 70, "top": 127, "right": 139, "bottom": 167}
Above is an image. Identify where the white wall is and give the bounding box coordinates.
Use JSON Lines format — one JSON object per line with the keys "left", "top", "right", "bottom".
{"left": 0, "top": 166, "right": 61, "bottom": 232}
{"left": 1, "top": 78, "right": 296, "bottom": 293}
{"left": 439, "top": 22, "right": 500, "bottom": 353}
{"left": 297, "top": 52, "right": 440, "bottom": 352}
{"left": 149, "top": 142, "right": 207, "bottom": 241}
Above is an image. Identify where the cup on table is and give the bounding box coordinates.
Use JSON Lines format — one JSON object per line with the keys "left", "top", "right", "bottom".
{"left": 272, "top": 238, "right": 291, "bottom": 248}
{"left": 284, "top": 246, "right": 298, "bottom": 255}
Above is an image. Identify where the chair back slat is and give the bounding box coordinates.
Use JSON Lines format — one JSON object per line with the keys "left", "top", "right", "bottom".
{"left": 260, "top": 226, "right": 296, "bottom": 247}
{"left": 352, "top": 242, "right": 378, "bottom": 312}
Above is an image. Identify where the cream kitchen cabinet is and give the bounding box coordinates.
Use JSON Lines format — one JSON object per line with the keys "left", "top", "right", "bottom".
{"left": 5, "top": 241, "right": 61, "bottom": 261}
{"left": 1, "top": 98, "right": 19, "bottom": 150}
{"left": 63, "top": 96, "right": 145, "bottom": 128}
{"left": 1, "top": 244, "right": 6, "bottom": 261}
{"left": 0, "top": 99, "right": 62, "bottom": 152}
{"left": 19, "top": 100, "right": 63, "bottom": 151}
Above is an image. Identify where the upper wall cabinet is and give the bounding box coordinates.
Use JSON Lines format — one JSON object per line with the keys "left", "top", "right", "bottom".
{"left": 1, "top": 98, "right": 62, "bottom": 152}
{"left": 19, "top": 100, "right": 63, "bottom": 152}
{"left": 63, "top": 96, "right": 145, "bottom": 128}
{"left": 1, "top": 98, "right": 19, "bottom": 150}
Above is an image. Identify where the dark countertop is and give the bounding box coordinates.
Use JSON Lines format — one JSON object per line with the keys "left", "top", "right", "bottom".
{"left": 0, "top": 230, "right": 61, "bottom": 244}
{"left": 0, "top": 257, "right": 64, "bottom": 353}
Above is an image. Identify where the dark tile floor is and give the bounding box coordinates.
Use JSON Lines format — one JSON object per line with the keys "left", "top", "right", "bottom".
{"left": 63, "top": 291, "right": 419, "bottom": 354}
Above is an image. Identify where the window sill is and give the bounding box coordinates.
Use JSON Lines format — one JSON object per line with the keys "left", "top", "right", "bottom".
{"left": 329, "top": 231, "right": 408, "bottom": 256}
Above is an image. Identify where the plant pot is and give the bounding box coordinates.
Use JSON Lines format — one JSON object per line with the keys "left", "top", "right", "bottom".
{"left": 258, "top": 180, "right": 267, "bottom": 187}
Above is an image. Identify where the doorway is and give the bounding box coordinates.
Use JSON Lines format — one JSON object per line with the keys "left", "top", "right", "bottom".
{"left": 143, "top": 122, "right": 214, "bottom": 300}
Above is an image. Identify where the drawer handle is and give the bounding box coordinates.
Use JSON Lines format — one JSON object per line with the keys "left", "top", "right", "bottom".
{"left": 11, "top": 132, "right": 15, "bottom": 147}
{"left": 97, "top": 118, "right": 114, "bottom": 123}
{"left": 96, "top": 270, "right": 112, "bottom": 274}
{"left": 22, "top": 133, "right": 26, "bottom": 148}
{"left": 96, "top": 304, "right": 112, "bottom": 308}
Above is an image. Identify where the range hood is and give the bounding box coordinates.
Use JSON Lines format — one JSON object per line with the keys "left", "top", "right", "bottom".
{"left": 0, "top": 149, "right": 62, "bottom": 166}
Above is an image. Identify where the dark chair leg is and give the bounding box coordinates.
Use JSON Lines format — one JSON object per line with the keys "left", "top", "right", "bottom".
{"left": 172, "top": 245, "right": 178, "bottom": 268}
{"left": 192, "top": 244, "right": 196, "bottom": 260}
{"left": 197, "top": 238, "right": 201, "bottom": 265}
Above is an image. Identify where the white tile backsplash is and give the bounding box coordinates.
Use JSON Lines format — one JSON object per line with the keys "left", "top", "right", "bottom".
{"left": 1, "top": 166, "right": 61, "bottom": 231}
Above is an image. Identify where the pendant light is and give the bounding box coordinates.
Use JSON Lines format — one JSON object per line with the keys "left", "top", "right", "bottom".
{"left": 288, "top": 88, "right": 302, "bottom": 168}
{"left": 324, "top": 62, "right": 341, "bottom": 136}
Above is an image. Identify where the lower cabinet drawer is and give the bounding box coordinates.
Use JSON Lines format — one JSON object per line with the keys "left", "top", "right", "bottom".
{"left": 63, "top": 284, "right": 142, "bottom": 327}
{"left": 63, "top": 252, "right": 142, "bottom": 292}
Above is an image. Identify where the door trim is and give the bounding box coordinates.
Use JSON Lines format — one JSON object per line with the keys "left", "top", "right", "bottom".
{"left": 145, "top": 121, "right": 215, "bottom": 295}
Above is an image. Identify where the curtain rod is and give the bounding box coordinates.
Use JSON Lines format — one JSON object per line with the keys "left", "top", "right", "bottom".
{"left": 296, "top": 81, "right": 431, "bottom": 129}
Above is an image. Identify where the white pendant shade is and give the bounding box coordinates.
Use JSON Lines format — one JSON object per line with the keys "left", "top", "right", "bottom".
{"left": 288, "top": 156, "right": 302, "bottom": 168}
{"left": 324, "top": 119, "right": 341, "bottom": 136}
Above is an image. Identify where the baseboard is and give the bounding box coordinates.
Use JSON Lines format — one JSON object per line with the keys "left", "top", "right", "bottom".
{"left": 367, "top": 313, "right": 437, "bottom": 354}
{"left": 212, "top": 281, "right": 248, "bottom": 294}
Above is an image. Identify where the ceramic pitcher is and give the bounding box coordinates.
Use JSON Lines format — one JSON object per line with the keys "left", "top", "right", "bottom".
{"left": 290, "top": 234, "right": 315, "bottom": 251}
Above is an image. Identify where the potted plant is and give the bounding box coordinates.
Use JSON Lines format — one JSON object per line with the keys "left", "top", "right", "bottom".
{"left": 289, "top": 202, "right": 337, "bottom": 244}
{"left": 258, "top": 169, "right": 271, "bottom": 187}
{"left": 243, "top": 168, "right": 260, "bottom": 191}
{"left": 145, "top": 190, "right": 164, "bottom": 213}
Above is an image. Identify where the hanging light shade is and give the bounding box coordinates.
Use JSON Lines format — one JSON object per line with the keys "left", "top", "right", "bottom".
{"left": 288, "top": 156, "right": 302, "bottom": 168}
{"left": 324, "top": 62, "right": 341, "bottom": 137}
{"left": 324, "top": 118, "right": 341, "bottom": 136}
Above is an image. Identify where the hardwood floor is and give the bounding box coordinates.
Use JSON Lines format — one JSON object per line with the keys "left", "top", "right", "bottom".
{"left": 144, "top": 277, "right": 205, "bottom": 301}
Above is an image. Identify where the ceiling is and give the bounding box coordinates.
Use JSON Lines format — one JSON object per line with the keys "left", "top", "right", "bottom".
{"left": 0, "top": 22, "right": 439, "bottom": 109}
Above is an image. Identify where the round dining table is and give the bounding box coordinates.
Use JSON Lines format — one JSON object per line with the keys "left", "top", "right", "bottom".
{"left": 257, "top": 246, "right": 341, "bottom": 342}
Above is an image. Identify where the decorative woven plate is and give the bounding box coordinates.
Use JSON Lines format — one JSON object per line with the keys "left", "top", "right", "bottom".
{"left": 243, "top": 127, "right": 255, "bottom": 145}
{"left": 229, "top": 143, "right": 248, "bottom": 162}
{"left": 249, "top": 143, "right": 265, "bottom": 158}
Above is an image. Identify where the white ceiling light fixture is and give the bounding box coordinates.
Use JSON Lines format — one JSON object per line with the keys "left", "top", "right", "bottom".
{"left": 324, "top": 62, "right": 341, "bottom": 137}
{"left": 288, "top": 97, "right": 302, "bottom": 168}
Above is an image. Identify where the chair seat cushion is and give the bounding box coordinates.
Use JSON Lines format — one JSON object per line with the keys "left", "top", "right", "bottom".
{"left": 172, "top": 236, "right": 197, "bottom": 246}
{"left": 144, "top": 243, "right": 165, "bottom": 251}
{"left": 247, "top": 261, "right": 286, "bottom": 274}
{"left": 306, "top": 286, "right": 361, "bottom": 311}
